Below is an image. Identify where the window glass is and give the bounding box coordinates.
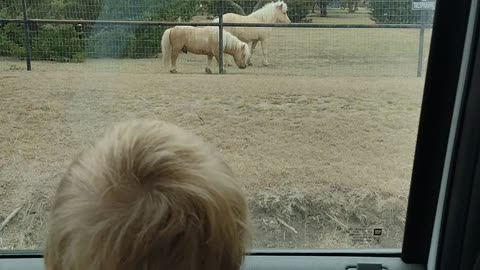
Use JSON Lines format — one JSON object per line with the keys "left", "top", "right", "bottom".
{"left": 0, "top": 0, "right": 435, "bottom": 249}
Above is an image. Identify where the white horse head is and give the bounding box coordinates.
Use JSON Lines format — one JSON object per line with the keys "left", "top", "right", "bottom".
{"left": 223, "top": 32, "right": 251, "bottom": 69}
{"left": 249, "top": 1, "right": 291, "bottom": 23}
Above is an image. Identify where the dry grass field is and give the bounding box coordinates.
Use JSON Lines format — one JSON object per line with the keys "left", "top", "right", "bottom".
{"left": 0, "top": 25, "right": 429, "bottom": 250}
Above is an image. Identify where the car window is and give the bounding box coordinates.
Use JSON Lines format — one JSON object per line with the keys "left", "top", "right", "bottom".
{"left": 0, "top": 0, "right": 435, "bottom": 250}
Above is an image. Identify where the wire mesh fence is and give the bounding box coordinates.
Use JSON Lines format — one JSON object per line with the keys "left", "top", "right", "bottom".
{"left": 0, "top": 0, "right": 434, "bottom": 76}
{"left": 0, "top": 0, "right": 437, "bottom": 250}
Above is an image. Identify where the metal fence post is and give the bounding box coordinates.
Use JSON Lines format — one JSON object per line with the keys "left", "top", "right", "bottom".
{"left": 218, "top": 0, "right": 224, "bottom": 74}
{"left": 21, "top": 0, "right": 32, "bottom": 71}
{"left": 417, "top": 12, "right": 425, "bottom": 77}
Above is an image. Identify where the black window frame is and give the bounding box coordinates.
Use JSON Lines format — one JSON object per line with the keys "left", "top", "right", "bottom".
{"left": 402, "top": 0, "right": 479, "bottom": 265}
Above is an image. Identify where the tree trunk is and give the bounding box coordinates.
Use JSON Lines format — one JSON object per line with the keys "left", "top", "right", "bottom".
{"left": 225, "top": 0, "right": 246, "bottom": 15}
{"left": 347, "top": 0, "right": 358, "bottom": 13}
{"left": 321, "top": 6, "right": 327, "bottom": 17}
{"left": 316, "top": 0, "right": 328, "bottom": 17}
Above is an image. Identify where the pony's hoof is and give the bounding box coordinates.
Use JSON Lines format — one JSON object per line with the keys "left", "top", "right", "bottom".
{"left": 247, "top": 62, "right": 253, "bottom": 66}
{"left": 205, "top": 68, "right": 212, "bottom": 74}
{"left": 262, "top": 61, "right": 269, "bottom": 66}
{"left": 170, "top": 70, "right": 178, "bottom": 74}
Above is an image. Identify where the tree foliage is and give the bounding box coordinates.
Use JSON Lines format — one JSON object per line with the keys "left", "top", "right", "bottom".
{"left": 0, "top": 0, "right": 200, "bottom": 60}
{"left": 86, "top": 0, "right": 199, "bottom": 58}
{"left": 287, "top": 0, "right": 312, "bottom": 22}
{"left": 0, "top": 23, "right": 25, "bottom": 58}
{"left": 369, "top": 0, "right": 434, "bottom": 24}
{"left": 31, "top": 25, "right": 84, "bottom": 62}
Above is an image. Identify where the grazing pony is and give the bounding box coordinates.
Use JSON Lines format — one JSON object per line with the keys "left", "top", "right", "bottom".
{"left": 213, "top": 1, "right": 291, "bottom": 66}
{"left": 161, "top": 26, "right": 250, "bottom": 74}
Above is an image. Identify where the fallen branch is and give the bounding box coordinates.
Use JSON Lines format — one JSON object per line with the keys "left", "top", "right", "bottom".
{"left": 226, "top": 0, "right": 246, "bottom": 15}
{"left": 196, "top": 113, "right": 205, "bottom": 124}
{"left": 277, "top": 217, "right": 298, "bottom": 234}
{"left": 325, "top": 212, "right": 348, "bottom": 230}
{"left": 0, "top": 206, "right": 23, "bottom": 232}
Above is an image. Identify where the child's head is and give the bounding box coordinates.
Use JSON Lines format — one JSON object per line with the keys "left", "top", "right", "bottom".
{"left": 45, "top": 120, "right": 250, "bottom": 270}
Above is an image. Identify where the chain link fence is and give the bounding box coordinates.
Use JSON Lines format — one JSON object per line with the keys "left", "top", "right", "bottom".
{"left": 1, "top": 0, "right": 433, "bottom": 76}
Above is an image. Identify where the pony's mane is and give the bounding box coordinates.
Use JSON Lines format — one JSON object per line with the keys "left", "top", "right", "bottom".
{"left": 223, "top": 31, "right": 251, "bottom": 59}
{"left": 223, "top": 31, "right": 244, "bottom": 51}
{"left": 208, "top": 27, "right": 246, "bottom": 52}
{"left": 249, "top": 1, "right": 288, "bottom": 22}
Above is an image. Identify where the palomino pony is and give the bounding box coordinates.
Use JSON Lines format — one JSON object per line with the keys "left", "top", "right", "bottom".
{"left": 213, "top": 1, "right": 291, "bottom": 66}
{"left": 161, "top": 26, "right": 250, "bottom": 74}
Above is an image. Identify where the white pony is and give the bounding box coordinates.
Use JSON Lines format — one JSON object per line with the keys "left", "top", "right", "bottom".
{"left": 213, "top": 1, "right": 291, "bottom": 66}
{"left": 161, "top": 26, "right": 250, "bottom": 74}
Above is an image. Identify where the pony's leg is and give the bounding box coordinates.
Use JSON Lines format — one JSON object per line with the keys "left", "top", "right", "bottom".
{"left": 248, "top": 41, "right": 258, "bottom": 66}
{"left": 260, "top": 40, "right": 269, "bottom": 66}
{"left": 205, "top": 55, "right": 213, "bottom": 74}
{"left": 170, "top": 51, "right": 179, "bottom": 73}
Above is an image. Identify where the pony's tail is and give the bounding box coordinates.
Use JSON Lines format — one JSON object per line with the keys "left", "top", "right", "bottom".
{"left": 161, "top": 28, "right": 172, "bottom": 68}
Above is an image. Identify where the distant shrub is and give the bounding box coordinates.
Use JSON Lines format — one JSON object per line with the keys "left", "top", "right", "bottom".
{"left": 0, "top": 23, "right": 25, "bottom": 58}
{"left": 86, "top": 26, "right": 165, "bottom": 59}
{"left": 127, "top": 27, "right": 165, "bottom": 58}
{"left": 369, "top": 0, "right": 434, "bottom": 24}
{"left": 147, "top": 0, "right": 200, "bottom": 21}
{"left": 0, "top": 33, "right": 23, "bottom": 57}
{"left": 86, "top": 28, "right": 135, "bottom": 58}
{"left": 31, "top": 25, "right": 84, "bottom": 62}
{"left": 1, "top": 0, "right": 202, "bottom": 61}
{"left": 286, "top": 0, "right": 311, "bottom": 23}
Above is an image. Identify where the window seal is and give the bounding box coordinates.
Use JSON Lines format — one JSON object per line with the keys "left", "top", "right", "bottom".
{"left": 436, "top": 3, "right": 480, "bottom": 269}
{"left": 0, "top": 248, "right": 403, "bottom": 259}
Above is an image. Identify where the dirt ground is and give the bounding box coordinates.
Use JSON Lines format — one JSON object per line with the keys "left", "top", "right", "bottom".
{"left": 0, "top": 22, "right": 430, "bottom": 250}
{"left": 0, "top": 65, "right": 424, "bottom": 250}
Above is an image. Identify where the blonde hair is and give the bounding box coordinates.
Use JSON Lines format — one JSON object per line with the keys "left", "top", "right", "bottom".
{"left": 45, "top": 119, "right": 250, "bottom": 270}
